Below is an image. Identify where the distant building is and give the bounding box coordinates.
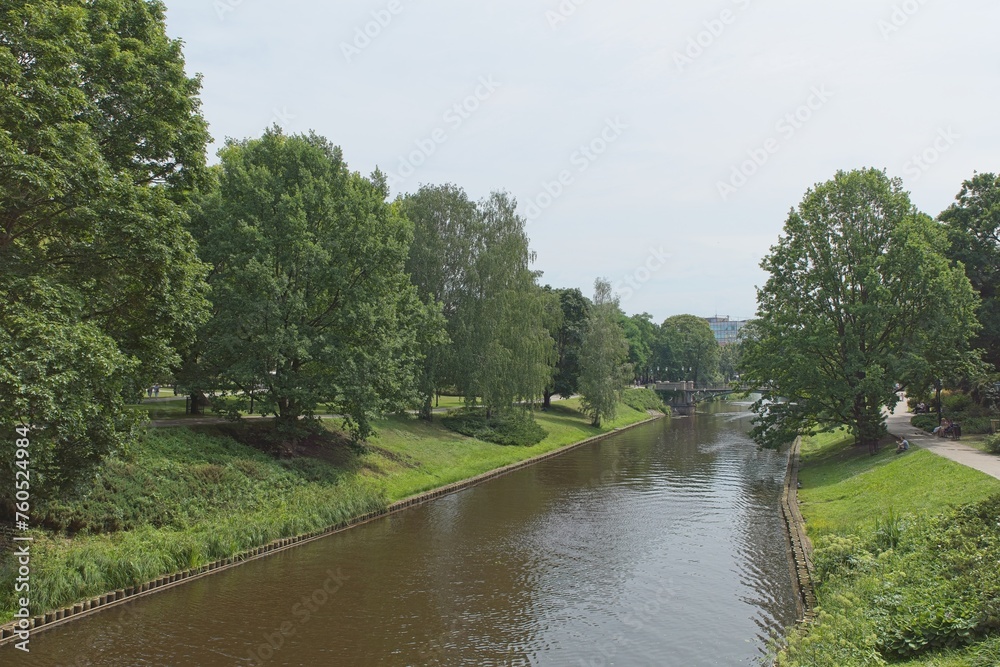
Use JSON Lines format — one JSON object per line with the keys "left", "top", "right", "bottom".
{"left": 705, "top": 316, "right": 747, "bottom": 346}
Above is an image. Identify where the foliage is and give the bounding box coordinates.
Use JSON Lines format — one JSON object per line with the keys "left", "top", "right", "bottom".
{"left": 398, "top": 184, "right": 477, "bottom": 418}
{"left": 940, "top": 172, "right": 1000, "bottom": 372}
{"left": 450, "top": 192, "right": 555, "bottom": 415}
{"left": 547, "top": 287, "right": 591, "bottom": 404}
{"left": 985, "top": 433, "right": 1000, "bottom": 454}
{"left": 783, "top": 495, "right": 1000, "bottom": 665}
{"left": 621, "top": 388, "right": 670, "bottom": 414}
{"left": 620, "top": 313, "right": 659, "bottom": 383}
{"left": 742, "top": 169, "right": 980, "bottom": 450}
{"left": 188, "top": 129, "right": 430, "bottom": 440}
{"left": 780, "top": 432, "right": 1000, "bottom": 666}
{"left": 0, "top": 0, "right": 210, "bottom": 504}
{"left": 657, "top": 314, "right": 720, "bottom": 383}
{"left": 718, "top": 341, "right": 743, "bottom": 382}
{"left": 579, "top": 279, "right": 632, "bottom": 427}
{"left": 440, "top": 408, "right": 547, "bottom": 446}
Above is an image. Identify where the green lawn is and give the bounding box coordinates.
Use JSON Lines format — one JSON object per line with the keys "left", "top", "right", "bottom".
{"left": 778, "top": 433, "right": 1000, "bottom": 667}
{"left": 370, "top": 399, "right": 654, "bottom": 500}
{"left": 798, "top": 431, "right": 1000, "bottom": 537}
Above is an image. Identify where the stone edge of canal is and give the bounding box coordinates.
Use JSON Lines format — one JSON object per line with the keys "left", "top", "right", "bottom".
{"left": 0, "top": 414, "right": 670, "bottom": 647}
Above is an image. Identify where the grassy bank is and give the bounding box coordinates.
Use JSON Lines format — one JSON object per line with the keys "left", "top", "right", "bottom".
{"left": 778, "top": 433, "right": 1000, "bottom": 666}
{"left": 0, "top": 399, "right": 656, "bottom": 624}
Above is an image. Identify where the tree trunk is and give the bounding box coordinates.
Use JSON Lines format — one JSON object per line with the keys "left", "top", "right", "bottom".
{"left": 853, "top": 398, "right": 886, "bottom": 455}
{"left": 543, "top": 390, "right": 553, "bottom": 410}
{"left": 419, "top": 393, "right": 433, "bottom": 421}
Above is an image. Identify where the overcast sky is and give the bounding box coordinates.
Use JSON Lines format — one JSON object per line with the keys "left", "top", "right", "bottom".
{"left": 162, "top": 0, "right": 999, "bottom": 322}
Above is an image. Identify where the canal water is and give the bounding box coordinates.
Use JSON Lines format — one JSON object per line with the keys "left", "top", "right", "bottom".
{"left": 13, "top": 402, "right": 797, "bottom": 666}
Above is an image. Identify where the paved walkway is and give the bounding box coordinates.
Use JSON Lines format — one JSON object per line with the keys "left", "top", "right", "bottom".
{"left": 885, "top": 409, "right": 1000, "bottom": 481}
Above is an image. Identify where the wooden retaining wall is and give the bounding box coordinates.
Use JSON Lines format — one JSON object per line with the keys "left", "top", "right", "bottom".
{"left": 0, "top": 414, "right": 663, "bottom": 647}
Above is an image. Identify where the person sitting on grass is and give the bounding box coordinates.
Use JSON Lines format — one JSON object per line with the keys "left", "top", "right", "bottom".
{"left": 895, "top": 436, "right": 910, "bottom": 454}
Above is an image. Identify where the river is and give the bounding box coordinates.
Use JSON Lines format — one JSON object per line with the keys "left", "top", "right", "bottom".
{"left": 13, "top": 402, "right": 797, "bottom": 666}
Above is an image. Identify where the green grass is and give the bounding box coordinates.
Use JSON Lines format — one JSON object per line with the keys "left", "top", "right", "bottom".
{"left": 778, "top": 433, "right": 1000, "bottom": 667}
{"left": 798, "top": 431, "right": 1000, "bottom": 537}
{"left": 0, "top": 399, "right": 656, "bottom": 624}
{"left": 371, "top": 398, "right": 653, "bottom": 501}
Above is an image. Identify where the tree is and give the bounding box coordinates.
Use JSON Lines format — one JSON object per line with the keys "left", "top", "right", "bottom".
{"left": 622, "top": 313, "right": 659, "bottom": 384}
{"left": 718, "top": 340, "right": 743, "bottom": 383}
{"left": 190, "top": 129, "right": 428, "bottom": 440}
{"left": 579, "top": 279, "right": 632, "bottom": 427}
{"left": 543, "top": 287, "right": 590, "bottom": 408}
{"left": 741, "top": 169, "right": 980, "bottom": 451}
{"left": 398, "top": 184, "right": 477, "bottom": 419}
{"left": 658, "top": 315, "right": 720, "bottom": 383}
{"left": 940, "top": 172, "right": 1000, "bottom": 371}
{"left": 451, "top": 193, "right": 554, "bottom": 415}
{"left": 1, "top": 0, "right": 210, "bottom": 502}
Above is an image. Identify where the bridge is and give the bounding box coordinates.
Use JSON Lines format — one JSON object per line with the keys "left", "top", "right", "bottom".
{"left": 648, "top": 382, "right": 765, "bottom": 415}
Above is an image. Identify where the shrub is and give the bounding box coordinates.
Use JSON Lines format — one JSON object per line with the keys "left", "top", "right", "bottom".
{"left": 942, "top": 391, "right": 975, "bottom": 414}
{"left": 911, "top": 414, "right": 940, "bottom": 432}
{"left": 441, "top": 409, "right": 547, "bottom": 446}
{"left": 986, "top": 434, "right": 1000, "bottom": 455}
{"left": 621, "top": 388, "right": 671, "bottom": 414}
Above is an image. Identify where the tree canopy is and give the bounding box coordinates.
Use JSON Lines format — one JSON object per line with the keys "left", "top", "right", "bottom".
{"left": 579, "top": 279, "right": 632, "bottom": 427}
{"left": 741, "top": 169, "right": 980, "bottom": 450}
{"left": 189, "top": 129, "right": 428, "bottom": 440}
{"left": 940, "top": 172, "right": 1000, "bottom": 372}
{"left": 1, "top": 0, "right": 210, "bottom": 501}
{"left": 658, "top": 315, "right": 720, "bottom": 383}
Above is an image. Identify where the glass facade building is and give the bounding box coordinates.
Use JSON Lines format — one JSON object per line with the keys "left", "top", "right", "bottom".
{"left": 705, "top": 317, "right": 747, "bottom": 346}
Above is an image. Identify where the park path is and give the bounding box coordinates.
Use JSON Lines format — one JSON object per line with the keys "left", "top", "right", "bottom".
{"left": 885, "top": 408, "right": 1000, "bottom": 481}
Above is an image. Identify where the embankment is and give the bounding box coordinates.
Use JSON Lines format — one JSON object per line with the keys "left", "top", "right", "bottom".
{"left": 0, "top": 399, "right": 661, "bottom": 645}
{"left": 776, "top": 432, "right": 1000, "bottom": 667}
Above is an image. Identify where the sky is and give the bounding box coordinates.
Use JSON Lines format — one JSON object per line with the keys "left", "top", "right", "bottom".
{"left": 161, "top": 0, "right": 1000, "bottom": 322}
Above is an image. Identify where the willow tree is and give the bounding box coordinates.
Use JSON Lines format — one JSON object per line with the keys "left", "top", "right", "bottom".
{"left": 741, "top": 169, "right": 979, "bottom": 451}
{"left": 451, "top": 192, "right": 554, "bottom": 416}
{"left": 191, "top": 129, "right": 430, "bottom": 440}
{"left": 1, "top": 0, "right": 210, "bottom": 501}
{"left": 579, "top": 279, "right": 632, "bottom": 427}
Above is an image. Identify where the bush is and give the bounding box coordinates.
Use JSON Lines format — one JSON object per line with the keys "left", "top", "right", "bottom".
{"left": 621, "top": 388, "right": 670, "bottom": 414}
{"left": 911, "top": 414, "right": 940, "bottom": 432}
{"left": 986, "top": 434, "right": 1000, "bottom": 455}
{"left": 779, "top": 494, "right": 1000, "bottom": 665}
{"left": 942, "top": 391, "right": 975, "bottom": 414}
{"left": 441, "top": 409, "right": 547, "bottom": 446}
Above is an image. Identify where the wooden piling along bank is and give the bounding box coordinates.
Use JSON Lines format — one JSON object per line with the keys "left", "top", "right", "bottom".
{"left": 0, "top": 414, "right": 664, "bottom": 647}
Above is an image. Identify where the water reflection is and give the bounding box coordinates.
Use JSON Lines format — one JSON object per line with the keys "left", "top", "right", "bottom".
{"left": 7, "top": 402, "right": 795, "bottom": 667}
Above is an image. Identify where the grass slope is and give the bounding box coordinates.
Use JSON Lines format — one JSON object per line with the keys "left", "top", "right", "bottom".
{"left": 0, "top": 400, "right": 655, "bottom": 624}
{"left": 778, "top": 433, "right": 1000, "bottom": 667}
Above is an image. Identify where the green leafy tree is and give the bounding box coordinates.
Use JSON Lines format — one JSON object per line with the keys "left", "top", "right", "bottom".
{"left": 398, "top": 184, "right": 477, "bottom": 419}
{"left": 658, "top": 315, "right": 720, "bottom": 383}
{"left": 741, "top": 169, "right": 980, "bottom": 451}
{"left": 451, "top": 193, "right": 554, "bottom": 415}
{"left": 940, "top": 172, "right": 1000, "bottom": 371}
{"left": 190, "top": 129, "right": 428, "bottom": 440}
{"left": 1, "top": 0, "right": 210, "bottom": 502}
{"left": 579, "top": 279, "right": 632, "bottom": 427}
{"left": 718, "top": 341, "right": 743, "bottom": 382}
{"left": 622, "top": 313, "right": 659, "bottom": 383}
{"left": 543, "top": 287, "right": 590, "bottom": 408}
